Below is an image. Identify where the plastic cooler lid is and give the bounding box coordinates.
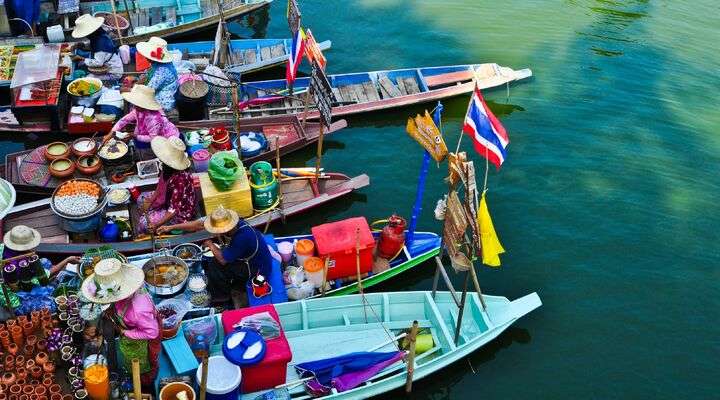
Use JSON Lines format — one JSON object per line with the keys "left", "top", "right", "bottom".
{"left": 222, "top": 329, "right": 266, "bottom": 366}
{"left": 311, "top": 217, "right": 375, "bottom": 253}
{"left": 195, "top": 356, "right": 242, "bottom": 395}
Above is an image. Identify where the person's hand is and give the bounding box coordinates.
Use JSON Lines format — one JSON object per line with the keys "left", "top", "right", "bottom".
{"left": 64, "top": 256, "right": 81, "bottom": 265}
{"left": 72, "top": 55, "right": 84, "bottom": 62}
{"left": 202, "top": 239, "right": 214, "bottom": 249}
{"left": 102, "top": 133, "right": 114, "bottom": 144}
{"left": 156, "top": 225, "right": 172, "bottom": 235}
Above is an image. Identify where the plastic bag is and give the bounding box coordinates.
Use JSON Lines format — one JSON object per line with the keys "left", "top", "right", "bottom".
{"left": 286, "top": 281, "right": 314, "bottom": 301}
{"left": 157, "top": 298, "right": 191, "bottom": 329}
{"left": 184, "top": 315, "right": 217, "bottom": 361}
{"left": 234, "top": 311, "right": 281, "bottom": 340}
{"left": 208, "top": 151, "right": 241, "bottom": 191}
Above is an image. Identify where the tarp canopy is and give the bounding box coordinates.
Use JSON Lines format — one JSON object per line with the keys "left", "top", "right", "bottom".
{"left": 10, "top": 45, "right": 60, "bottom": 88}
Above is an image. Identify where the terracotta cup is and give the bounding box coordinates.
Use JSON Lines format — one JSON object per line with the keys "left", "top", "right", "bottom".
{"left": 42, "top": 361, "right": 55, "bottom": 374}
{"left": 35, "top": 353, "right": 48, "bottom": 367}
{"left": 30, "top": 366, "right": 42, "bottom": 379}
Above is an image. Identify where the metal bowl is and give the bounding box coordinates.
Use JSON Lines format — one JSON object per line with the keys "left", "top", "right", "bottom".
{"left": 142, "top": 255, "right": 189, "bottom": 296}
{"left": 172, "top": 243, "right": 203, "bottom": 261}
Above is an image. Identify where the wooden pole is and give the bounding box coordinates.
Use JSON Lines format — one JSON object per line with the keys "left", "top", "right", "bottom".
{"left": 109, "top": 0, "right": 125, "bottom": 46}
{"left": 121, "top": 0, "right": 135, "bottom": 35}
{"left": 314, "top": 122, "right": 325, "bottom": 182}
{"left": 454, "top": 273, "right": 470, "bottom": 345}
{"left": 199, "top": 356, "right": 209, "bottom": 400}
{"left": 300, "top": 89, "right": 312, "bottom": 131}
{"left": 404, "top": 320, "right": 419, "bottom": 393}
{"left": 131, "top": 359, "right": 142, "bottom": 400}
{"left": 274, "top": 136, "right": 285, "bottom": 223}
{"left": 231, "top": 84, "right": 242, "bottom": 159}
{"left": 468, "top": 264, "right": 487, "bottom": 310}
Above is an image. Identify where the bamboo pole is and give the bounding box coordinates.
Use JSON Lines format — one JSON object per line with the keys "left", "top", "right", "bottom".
{"left": 199, "top": 356, "right": 209, "bottom": 400}
{"left": 300, "top": 89, "right": 312, "bottom": 131}
{"left": 405, "top": 320, "right": 419, "bottom": 393}
{"left": 314, "top": 122, "right": 325, "bottom": 181}
{"left": 109, "top": 0, "right": 125, "bottom": 46}
{"left": 231, "top": 85, "right": 242, "bottom": 158}
{"left": 121, "top": 0, "right": 135, "bottom": 35}
{"left": 454, "top": 273, "right": 470, "bottom": 345}
{"left": 131, "top": 359, "right": 142, "bottom": 400}
{"left": 274, "top": 136, "right": 285, "bottom": 223}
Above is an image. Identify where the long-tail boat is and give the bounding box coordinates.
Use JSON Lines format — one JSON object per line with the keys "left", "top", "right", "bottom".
{"left": 2, "top": 115, "right": 345, "bottom": 195}
{"left": 78, "top": 0, "right": 272, "bottom": 45}
{"left": 0, "top": 170, "right": 369, "bottom": 255}
{"left": 205, "top": 63, "right": 532, "bottom": 121}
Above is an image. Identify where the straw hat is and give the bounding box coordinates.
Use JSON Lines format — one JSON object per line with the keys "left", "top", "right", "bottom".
{"left": 72, "top": 14, "right": 105, "bottom": 39}
{"left": 136, "top": 37, "right": 173, "bottom": 63}
{"left": 204, "top": 206, "right": 239, "bottom": 235}
{"left": 80, "top": 259, "right": 145, "bottom": 304}
{"left": 122, "top": 84, "right": 162, "bottom": 111}
{"left": 3, "top": 225, "right": 41, "bottom": 251}
{"left": 151, "top": 136, "right": 191, "bottom": 171}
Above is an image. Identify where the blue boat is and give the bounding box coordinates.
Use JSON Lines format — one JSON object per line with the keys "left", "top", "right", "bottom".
{"left": 207, "top": 63, "right": 532, "bottom": 121}
{"left": 167, "top": 38, "right": 332, "bottom": 74}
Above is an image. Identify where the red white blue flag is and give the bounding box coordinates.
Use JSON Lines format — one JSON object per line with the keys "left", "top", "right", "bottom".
{"left": 462, "top": 85, "right": 509, "bottom": 169}
{"left": 286, "top": 27, "right": 306, "bottom": 85}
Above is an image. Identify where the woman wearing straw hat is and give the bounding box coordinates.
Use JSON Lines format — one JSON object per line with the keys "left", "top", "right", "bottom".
{"left": 157, "top": 207, "right": 274, "bottom": 304}
{"left": 136, "top": 37, "right": 179, "bottom": 112}
{"left": 104, "top": 84, "right": 179, "bottom": 147}
{"left": 135, "top": 136, "right": 196, "bottom": 235}
{"left": 81, "top": 259, "right": 161, "bottom": 388}
{"left": 3, "top": 225, "right": 80, "bottom": 278}
{"left": 71, "top": 14, "right": 123, "bottom": 80}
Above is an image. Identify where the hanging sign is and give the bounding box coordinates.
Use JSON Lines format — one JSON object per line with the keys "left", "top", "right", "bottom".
{"left": 406, "top": 110, "right": 448, "bottom": 162}
{"left": 287, "top": 0, "right": 301, "bottom": 34}
{"left": 310, "top": 60, "right": 335, "bottom": 127}
{"left": 58, "top": 0, "right": 80, "bottom": 14}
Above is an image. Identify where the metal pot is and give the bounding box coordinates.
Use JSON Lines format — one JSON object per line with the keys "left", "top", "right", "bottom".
{"left": 142, "top": 255, "right": 189, "bottom": 296}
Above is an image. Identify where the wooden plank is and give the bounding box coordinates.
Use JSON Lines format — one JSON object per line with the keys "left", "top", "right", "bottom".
{"left": 260, "top": 46, "right": 272, "bottom": 61}
{"left": 350, "top": 84, "right": 368, "bottom": 103}
{"left": 331, "top": 87, "right": 343, "bottom": 103}
{"left": 243, "top": 49, "right": 256, "bottom": 64}
{"left": 361, "top": 81, "right": 381, "bottom": 102}
{"left": 378, "top": 76, "right": 402, "bottom": 98}
{"left": 424, "top": 70, "right": 474, "bottom": 88}
{"left": 396, "top": 78, "right": 409, "bottom": 96}
{"left": 166, "top": 7, "right": 177, "bottom": 25}
{"left": 401, "top": 77, "right": 421, "bottom": 94}
{"left": 270, "top": 44, "right": 285, "bottom": 58}
{"left": 338, "top": 85, "right": 358, "bottom": 103}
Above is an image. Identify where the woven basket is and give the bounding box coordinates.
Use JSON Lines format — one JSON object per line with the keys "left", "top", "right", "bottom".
{"left": 205, "top": 70, "right": 241, "bottom": 107}
{"left": 87, "top": 65, "right": 110, "bottom": 75}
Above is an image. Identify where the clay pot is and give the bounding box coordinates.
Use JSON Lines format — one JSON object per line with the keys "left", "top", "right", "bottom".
{"left": 42, "top": 378, "right": 52, "bottom": 388}
{"left": 25, "top": 336, "right": 37, "bottom": 348}
{"left": 10, "top": 384, "right": 22, "bottom": 394}
{"left": 34, "top": 387, "right": 46, "bottom": 397}
{"left": 42, "top": 362, "right": 55, "bottom": 374}
{"left": 30, "top": 366, "right": 42, "bottom": 379}
{"left": 23, "top": 345, "right": 34, "bottom": 356}
{"left": 23, "top": 386, "right": 33, "bottom": 395}
{"left": 14, "top": 379, "right": 25, "bottom": 386}
{"left": 14, "top": 356, "right": 24, "bottom": 368}
{"left": 41, "top": 373, "right": 53, "bottom": 382}
{"left": 50, "top": 395, "right": 62, "bottom": 400}
{"left": 30, "top": 311, "right": 40, "bottom": 326}
{"left": 76, "top": 155, "right": 102, "bottom": 176}
{"left": 73, "top": 390, "right": 86, "bottom": 400}
{"left": 25, "top": 359, "right": 35, "bottom": 370}
{"left": 0, "top": 393, "right": 6, "bottom": 400}
{"left": 19, "top": 395, "right": 28, "bottom": 400}
{"left": 21, "top": 324, "right": 33, "bottom": 338}
{"left": 15, "top": 368, "right": 26, "bottom": 381}
{"left": 8, "top": 343, "right": 19, "bottom": 356}
{"left": 0, "top": 323, "right": 6, "bottom": 332}
{"left": 1, "top": 373, "right": 16, "bottom": 386}
{"left": 10, "top": 327, "right": 23, "bottom": 346}
{"left": 34, "top": 353, "right": 48, "bottom": 367}
{"left": 44, "top": 142, "right": 70, "bottom": 162}
{"left": 16, "top": 316, "right": 27, "bottom": 326}
{"left": 6, "top": 320, "right": 16, "bottom": 327}
{"left": 48, "top": 385, "right": 61, "bottom": 395}
{"left": 36, "top": 340, "right": 46, "bottom": 352}
{"left": 4, "top": 354, "right": 14, "bottom": 369}
{"left": 0, "top": 330, "right": 11, "bottom": 344}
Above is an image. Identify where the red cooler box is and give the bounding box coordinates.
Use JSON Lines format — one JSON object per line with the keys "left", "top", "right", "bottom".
{"left": 221, "top": 305, "right": 292, "bottom": 393}
{"left": 311, "top": 217, "right": 375, "bottom": 280}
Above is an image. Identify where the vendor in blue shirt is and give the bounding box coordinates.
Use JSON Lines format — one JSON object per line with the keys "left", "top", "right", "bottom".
{"left": 158, "top": 207, "right": 273, "bottom": 304}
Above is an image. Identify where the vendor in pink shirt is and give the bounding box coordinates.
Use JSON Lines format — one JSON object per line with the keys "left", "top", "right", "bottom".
{"left": 104, "top": 84, "right": 179, "bottom": 147}
{"left": 81, "top": 259, "right": 161, "bottom": 388}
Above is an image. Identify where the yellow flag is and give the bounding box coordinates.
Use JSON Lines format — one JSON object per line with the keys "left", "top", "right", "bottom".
{"left": 478, "top": 191, "right": 505, "bottom": 267}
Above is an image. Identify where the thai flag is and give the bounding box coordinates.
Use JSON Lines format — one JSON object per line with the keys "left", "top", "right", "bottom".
{"left": 462, "top": 84, "right": 509, "bottom": 169}
{"left": 286, "top": 27, "right": 306, "bottom": 85}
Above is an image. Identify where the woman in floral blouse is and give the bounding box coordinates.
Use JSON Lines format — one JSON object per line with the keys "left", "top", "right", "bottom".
{"left": 136, "top": 137, "right": 196, "bottom": 234}
{"left": 136, "top": 37, "right": 178, "bottom": 112}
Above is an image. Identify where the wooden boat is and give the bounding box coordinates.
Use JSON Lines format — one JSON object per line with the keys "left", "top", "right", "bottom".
{"left": 162, "top": 290, "right": 541, "bottom": 399}
{"left": 0, "top": 172, "right": 369, "bottom": 255}
{"left": 205, "top": 63, "right": 533, "bottom": 121}
{"left": 78, "top": 0, "right": 272, "bottom": 45}
{"left": 167, "top": 38, "right": 332, "bottom": 75}
{"left": 0, "top": 178, "right": 16, "bottom": 220}
{"left": 127, "top": 229, "right": 441, "bottom": 300}
{"left": 3, "top": 115, "right": 346, "bottom": 195}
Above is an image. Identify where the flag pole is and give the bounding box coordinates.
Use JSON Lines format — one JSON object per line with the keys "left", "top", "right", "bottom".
{"left": 407, "top": 101, "right": 443, "bottom": 246}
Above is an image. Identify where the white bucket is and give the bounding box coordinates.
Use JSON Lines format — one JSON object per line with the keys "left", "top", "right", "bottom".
{"left": 196, "top": 356, "right": 242, "bottom": 400}
{"left": 277, "top": 241, "right": 294, "bottom": 263}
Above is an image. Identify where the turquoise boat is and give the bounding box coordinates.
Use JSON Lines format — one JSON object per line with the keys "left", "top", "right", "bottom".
{"left": 161, "top": 290, "right": 541, "bottom": 399}
{"left": 167, "top": 38, "right": 332, "bottom": 74}
{"left": 0, "top": 178, "right": 16, "bottom": 221}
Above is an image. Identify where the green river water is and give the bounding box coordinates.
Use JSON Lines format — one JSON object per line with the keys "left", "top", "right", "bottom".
{"left": 2, "top": 1, "right": 719, "bottom": 398}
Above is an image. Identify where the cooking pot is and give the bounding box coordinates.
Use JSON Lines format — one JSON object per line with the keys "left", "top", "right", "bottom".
{"left": 142, "top": 255, "right": 189, "bottom": 296}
